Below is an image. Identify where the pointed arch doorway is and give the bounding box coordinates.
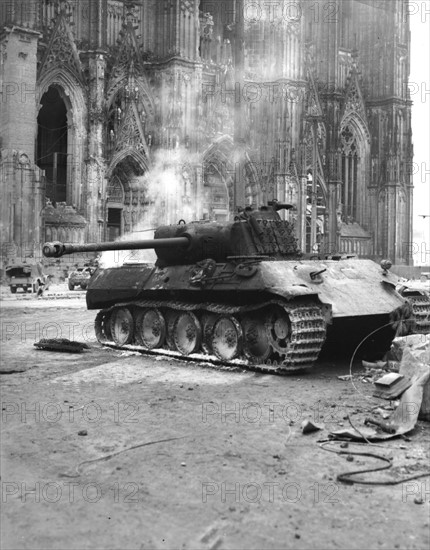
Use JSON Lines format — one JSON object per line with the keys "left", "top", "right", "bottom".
{"left": 105, "top": 155, "right": 146, "bottom": 241}
{"left": 36, "top": 85, "right": 69, "bottom": 204}
{"left": 106, "top": 176, "right": 124, "bottom": 241}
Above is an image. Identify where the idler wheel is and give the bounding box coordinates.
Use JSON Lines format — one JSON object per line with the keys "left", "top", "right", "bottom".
{"left": 135, "top": 308, "right": 166, "bottom": 349}
{"left": 172, "top": 312, "right": 202, "bottom": 356}
{"left": 110, "top": 307, "right": 134, "bottom": 346}
{"left": 211, "top": 316, "right": 243, "bottom": 361}
{"left": 266, "top": 306, "right": 291, "bottom": 355}
{"left": 241, "top": 315, "right": 271, "bottom": 363}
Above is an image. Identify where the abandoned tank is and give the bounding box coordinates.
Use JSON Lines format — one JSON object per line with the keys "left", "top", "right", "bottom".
{"left": 42, "top": 203, "right": 416, "bottom": 373}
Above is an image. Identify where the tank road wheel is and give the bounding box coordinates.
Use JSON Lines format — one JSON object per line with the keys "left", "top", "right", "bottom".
{"left": 95, "top": 310, "right": 112, "bottom": 344}
{"left": 110, "top": 307, "right": 134, "bottom": 346}
{"left": 211, "top": 316, "right": 243, "bottom": 361}
{"left": 241, "top": 315, "right": 271, "bottom": 363}
{"left": 135, "top": 308, "right": 166, "bottom": 349}
{"left": 200, "top": 312, "right": 218, "bottom": 354}
{"left": 173, "top": 312, "right": 202, "bottom": 356}
{"left": 266, "top": 306, "right": 292, "bottom": 356}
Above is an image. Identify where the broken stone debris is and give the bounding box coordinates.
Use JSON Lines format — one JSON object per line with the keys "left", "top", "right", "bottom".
{"left": 330, "top": 334, "right": 430, "bottom": 440}
{"left": 301, "top": 420, "right": 323, "bottom": 434}
{"left": 399, "top": 346, "right": 430, "bottom": 421}
{"left": 373, "top": 373, "right": 412, "bottom": 400}
{"left": 362, "top": 360, "right": 387, "bottom": 370}
{"left": 385, "top": 334, "right": 429, "bottom": 363}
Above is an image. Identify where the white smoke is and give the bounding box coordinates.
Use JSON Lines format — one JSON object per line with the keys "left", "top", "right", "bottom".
{"left": 99, "top": 148, "right": 203, "bottom": 268}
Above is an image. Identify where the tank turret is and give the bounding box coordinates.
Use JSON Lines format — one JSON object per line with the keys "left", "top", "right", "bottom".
{"left": 41, "top": 204, "right": 418, "bottom": 373}
{"left": 42, "top": 203, "right": 299, "bottom": 266}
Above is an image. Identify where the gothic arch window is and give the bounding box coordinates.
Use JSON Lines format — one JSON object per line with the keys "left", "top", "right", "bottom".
{"left": 340, "top": 124, "right": 361, "bottom": 222}
{"left": 305, "top": 169, "right": 326, "bottom": 253}
{"left": 36, "top": 85, "right": 69, "bottom": 204}
{"left": 202, "top": 137, "right": 237, "bottom": 220}
{"left": 106, "top": 155, "right": 147, "bottom": 240}
{"left": 303, "top": 121, "right": 327, "bottom": 253}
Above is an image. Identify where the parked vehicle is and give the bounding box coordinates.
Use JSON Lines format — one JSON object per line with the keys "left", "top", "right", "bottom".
{"left": 68, "top": 266, "right": 95, "bottom": 291}
{"left": 5, "top": 262, "right": 46, "bottom": 294}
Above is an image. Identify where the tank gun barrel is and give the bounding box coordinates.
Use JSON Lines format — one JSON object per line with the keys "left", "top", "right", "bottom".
{"left": 42, "top": 237, "right": 190, "bottom": 258}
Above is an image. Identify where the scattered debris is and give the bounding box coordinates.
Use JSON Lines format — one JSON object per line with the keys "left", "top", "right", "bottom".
{"left": 399, "top": 347, "right": 430, "bottom": 421}
{"left": 34, "top": 339, "right": 90, "bottom": 353}
{"left": 362, "top": 360, "right": 387, "bottom": 370}
{"left": 385, "top": 334, "right": 430, "bottom": 363}
{"left": 60, "top": 434, "right": 190, "bottom": 478}
{"left": 117, "top": 350, "right": 141, "bottom": 357}
{"left": 301, "top": 420, "right": 323, "bottom": 434}
{"left": 373, "top": 373, "right": 412, "bottom": 400}
{"left": 330, "top": 363, "right": 430, "bottom": 441}
{"left": 337, "top": 375, "right": 353, "bottom": 381}
{"left": 373, "top": 407, "right": 391, "bottom": 419}
{"left": 320, "top": 440, "right": 430, "bottom": 486}
{"left": 364, "top": 418, "right": 396, "bottom": 434}
{"left": 386, "top": 361, "right": 400, "bottom": 373}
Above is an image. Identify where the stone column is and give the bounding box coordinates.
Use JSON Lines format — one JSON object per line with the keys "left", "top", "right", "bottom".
{"left": 297, "top": 174, "right": 307, "bottom": 253}
{"left": 385, "top": 185, "right": 397, "bottom": 261}
{"left": 327, "top": 180, "right": 341, "bottom": 254}
{"left": 85, "top": 50, "right": 107, "bottom": 242}
{"left": 194, "top": 162, "right": 203, "bottom": 220}
{"left": 0, "top": 27, "right": 40, "bottom": 259}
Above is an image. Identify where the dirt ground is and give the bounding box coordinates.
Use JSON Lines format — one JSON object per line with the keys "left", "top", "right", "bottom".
{"left": 1, "top": 286, "right": 429, "bottom": 550}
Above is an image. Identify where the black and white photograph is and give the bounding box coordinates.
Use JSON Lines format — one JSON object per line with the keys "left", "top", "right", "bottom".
{"left": 1, "top": 1, "right": 429, "bottom": 549}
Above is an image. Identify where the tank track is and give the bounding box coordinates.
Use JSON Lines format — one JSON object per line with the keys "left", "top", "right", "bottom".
{"left": 408, "top": 295, "right": 430, "bottom": 333}
{"left": 94, "top": 298, "right": 327, "bottom": 374}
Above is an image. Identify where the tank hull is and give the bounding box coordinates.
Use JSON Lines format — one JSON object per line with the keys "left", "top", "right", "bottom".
{"left": 86, "top": 258, "right": 410, "bottom": 372}
{"left": 86, "top": 258, "right": 402, "bottom": 318}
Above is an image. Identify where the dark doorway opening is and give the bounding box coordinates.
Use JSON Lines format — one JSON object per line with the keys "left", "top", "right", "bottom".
{"left": 107, "top": 208, "right": 122, "bottom": 241}
{"left": 36, "top": 86, "right": 68, "bottom": 203}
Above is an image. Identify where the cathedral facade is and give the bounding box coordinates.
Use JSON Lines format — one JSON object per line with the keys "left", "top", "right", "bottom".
{"left": 0, "top": 0, "right": 413, "bottom": 269}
